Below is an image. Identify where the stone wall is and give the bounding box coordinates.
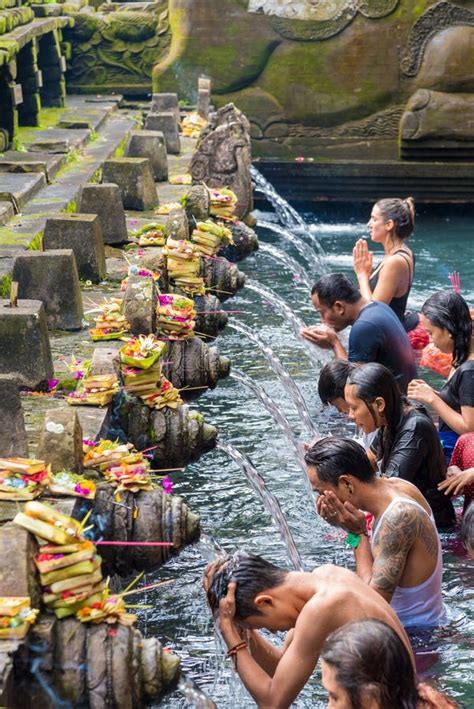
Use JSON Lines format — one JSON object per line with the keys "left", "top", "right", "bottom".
{"left": 150, "top": 0, "right": 474, "bottom": 157}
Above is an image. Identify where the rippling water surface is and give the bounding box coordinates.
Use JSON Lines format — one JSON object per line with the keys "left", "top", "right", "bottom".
{"left": 138, "top": 203, "right": 474, "bottom": 707}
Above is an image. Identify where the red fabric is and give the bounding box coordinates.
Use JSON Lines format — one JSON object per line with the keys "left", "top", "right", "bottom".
{"left": 420, "top": 343, "right": 452, "bottom": 377}
{"left": 449, "top": 433, "right": 474, "bottom": 508}
{"left": 408, "top": 322, "right": 430, "bottom": 350}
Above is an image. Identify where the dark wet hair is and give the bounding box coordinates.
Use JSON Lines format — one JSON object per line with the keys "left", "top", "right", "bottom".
{"left": 347, "top": 363, "right": 445, "bottom": 484}
{"left": 311, "top": 273, "right": 360, "bottom": 307}
{"left": 321, "top": 619, "right": 419, "bottom": 708}
{"left": 375, "top": 197, "right": 415, "bottom": 239}
{"left": 318, "top": 360, "right": 356, "bottom": 406}
{"left": 206, "top": 553, "right": 287, "bottom": 621}
{"left": 304, "top": 436, "right": 375, "bottom": 483}
{"left": 421, "top": 291, "right": 472, "bottom": 368}
{"left": 461, "top": 502, "right": 474, "bottom": 553}
{"left": 347, "top": 363, "right": 403, "bottom": 471}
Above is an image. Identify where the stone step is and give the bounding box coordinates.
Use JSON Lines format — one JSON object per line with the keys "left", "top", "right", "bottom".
{"left": 22, "top": 127, "right": 91, "bottom": 153}
{"left": 0, "top": 150, "right": 66, "bottom": 181}
{"left": 0, "top": 113, "right": 135, "bottom": 275}
{"left": 58, "top": 104, "right": 115, "bottom": 132}
{"left": 0, "top": 172, "right": 46, "bottom": 211}
{"left": 0, "top": 202, "right": 14, "bottom": 226}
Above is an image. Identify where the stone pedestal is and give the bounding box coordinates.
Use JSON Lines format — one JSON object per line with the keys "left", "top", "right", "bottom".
{"left": 0, "top": 524, "right": 40, "bottom": 607}
{"left": 91, "top": 346, "right": 119, "bottom": 376}
{"left": 102, "top": 158, "right": 158, "bottom": 211}
{"left": 197, "top": 88, "right": 210, "bottom": 119}
{"left": 123, "top": 275, "right": 156, "bottom": 335}
{"left": 150, "top": 92, "right": 180, "bottom": 125}
{"left": 126, "top": 130, "right": 168, "bottom": 182}
{"left": 37, "top": 408, "right": 84, "bottom": 473}
{"left": 77, "top": 183, "right": 128, "bottom": 245}
{"left": 165, "top": 206, "right": 189, "bottom": 240}
{"left": 43, "top": 213, "right": 106, "bottom": 284}
{"left": 183, "top": 184, "right": 210, "bottom": 221}
{"left": 0, "top": 375, "right": 28, "bottom": 456}
{"left": 145, "top": 112, "right": 180, "bottom": 155}
{"left": 12, "top": 250, "right": 84, "bottom": 330}
{"left": 0, "top": 299, "right": 53, "bottom": 389}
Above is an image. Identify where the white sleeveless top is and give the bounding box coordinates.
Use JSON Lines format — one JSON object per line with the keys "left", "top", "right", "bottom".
{"left": 371, "top": 497, "right": 446, "bottom": 628}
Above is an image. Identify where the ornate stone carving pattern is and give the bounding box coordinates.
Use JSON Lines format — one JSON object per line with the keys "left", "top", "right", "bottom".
{"left": 286, "top": 105, "right": 404, "bottom": 138}
{"left": 401, "top": 1, "right": 474, "bottom": 77}
{"left": 259, "top": 1, "right": 399, "bottom": 41}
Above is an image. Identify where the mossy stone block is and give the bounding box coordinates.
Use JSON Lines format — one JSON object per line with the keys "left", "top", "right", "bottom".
{"left": 126, "top": 130, "right": 168, "bottom": 182}
{"left": 0, "top": 299, "right": 53, "bottom": 389}
{"left": 77, "top": 183, "right": 127, "bottom": 245}
{"left": 43, "top": 213, "right": 106, "bottom": 283}
{"left": 102, "top": 158, "right": 158, "bottom": 211}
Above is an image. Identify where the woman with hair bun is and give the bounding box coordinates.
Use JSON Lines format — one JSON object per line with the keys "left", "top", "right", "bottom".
{"left": 353, "top": 197, "right": 422, "bottom": 338}
{"left": 321, "top": 619, "right": 457, "bottom": 708}
{"left": 408, "top": 291, "right": 474, "bottom": 462}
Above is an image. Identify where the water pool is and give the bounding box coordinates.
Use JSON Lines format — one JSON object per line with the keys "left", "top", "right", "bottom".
{"left": 145, "top": 203, "right": 474, "bottom": 708}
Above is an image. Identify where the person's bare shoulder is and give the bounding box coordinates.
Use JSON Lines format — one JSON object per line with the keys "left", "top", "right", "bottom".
{"left": 386, "top": 478, "right": 432, "bottom": 514}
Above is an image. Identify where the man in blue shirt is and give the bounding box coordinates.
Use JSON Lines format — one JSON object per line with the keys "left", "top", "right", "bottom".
{"left": 301, "top": 273, "right": 416, "bottom": 392}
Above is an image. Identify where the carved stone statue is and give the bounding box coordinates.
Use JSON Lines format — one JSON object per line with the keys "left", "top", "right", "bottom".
{"left": 189, "top": 103, "right": 253, "bottom": 218}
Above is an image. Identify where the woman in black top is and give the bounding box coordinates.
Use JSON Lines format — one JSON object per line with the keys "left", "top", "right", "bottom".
{"left": 408, "top": 291, "right": 474, "bottom": 462}
{"left": 345, "top": 362, "right": 455, "bottom": 528}
{"left": 353, "top": 197, "right": 418, "bottom": 331}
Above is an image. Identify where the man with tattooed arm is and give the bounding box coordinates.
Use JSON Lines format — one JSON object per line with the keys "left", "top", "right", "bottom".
{"left": 305, "top": 436, "right": 445, "bottom": 629}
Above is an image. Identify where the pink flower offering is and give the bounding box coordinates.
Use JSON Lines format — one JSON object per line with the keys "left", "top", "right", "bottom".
{"left": 161, "top": 476, "right": 173, "bottom": 494}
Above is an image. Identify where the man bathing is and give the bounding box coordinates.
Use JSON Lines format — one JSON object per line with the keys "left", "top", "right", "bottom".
{"left": 205, "top": 553, "right": 412, "bottom": 709}
{"left": 305, "top": 437, "right": 446, "bottom": 629}
{"left": 301, "top": 272, "right": 416, "bottom": 392}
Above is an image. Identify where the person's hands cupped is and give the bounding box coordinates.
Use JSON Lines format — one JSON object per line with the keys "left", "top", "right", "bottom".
{"left": 407, "top": 379, "right": 435, "bottom": 405}
{"left": 300, "top": 325, "right": 338, "bottom": 350}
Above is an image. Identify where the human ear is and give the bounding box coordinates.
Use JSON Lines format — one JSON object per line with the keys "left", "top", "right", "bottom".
{"left": 339, "top": 475, "right": 354, "bottom": 495}
{"left": 374, "top": 396, "right": 386, "bottom": 414}
{"left": 333, "top": 301, "right": 345, "bottom": 316}
{"left": 254, "top": 594, "right": 274, "bottom": 609}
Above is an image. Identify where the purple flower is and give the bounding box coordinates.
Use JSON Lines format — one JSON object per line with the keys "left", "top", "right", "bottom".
{"left": 47, "top": 379, "right": 59, "bottom": 390}
{"left": 161, "top": 476, "right": 173, "bottom": 494}
{"left": 74, "top": 370, "right": 85, "bottom": 380}
{"left": 82, "top": 438, "right": 96, "bottom": 446}
{"left": 129, "top": 219, "right": 138, "bottom": 226}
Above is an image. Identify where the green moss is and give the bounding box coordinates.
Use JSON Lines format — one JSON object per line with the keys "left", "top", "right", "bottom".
{"left": 89, "top": 167, "right": 102, "bottom": 184}
{"left": 113, "top": 135, "right": 129, "bottom": 158}
{"left": 27, "top": 231, "right": 43, "bottom": 251}
{"left": 64, "top": 200, "right": 77, "bottom": 214}
{"left": 188, "top": 410, "right": 204, "bottom": 423}
{"left": 0, "top": 274, "right": 12, "bottom": 299}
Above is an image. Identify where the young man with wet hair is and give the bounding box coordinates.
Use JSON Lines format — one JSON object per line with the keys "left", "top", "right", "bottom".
{"left": 317, "top": 359, "right": 355, "bottom": 414}
{"left": 204, "top": 552, "right": 412, "bottom": 709}
{"left": 304, "top": 436, "right": 446, "bottom": 629}
{"left": 300, "top": 272, "right": 416, "bottom": 392}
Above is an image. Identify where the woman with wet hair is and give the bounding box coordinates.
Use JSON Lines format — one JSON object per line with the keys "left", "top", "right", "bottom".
{"left": 345, "top": 362, "right": 455, "bottom": 527}
{"left": 321, "top": 619, "right": 457, "bottom": 708}
{"left": 353, "top": 197, "right": 420, "bottom": 336}
{"left": 408, "top": 291, "right": 474, "bottom": 462}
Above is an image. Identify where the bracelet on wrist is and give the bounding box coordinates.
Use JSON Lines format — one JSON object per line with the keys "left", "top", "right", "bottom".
{"left": 227, "top": 641, "right": 248, "bottom": 668}
{"left": 345, "top": 532, "right": 362, "bottom": 548}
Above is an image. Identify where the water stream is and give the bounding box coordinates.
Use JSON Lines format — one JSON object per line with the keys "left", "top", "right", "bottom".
{"left": 257, "top": 219, "right": 318, "bottom": 274}
{"left": 227, "top": 320, "right": 317, "bottom": 437}
{"left": 145, "top": 200, "right": 472, "bottom": 708}
{"left": 216, "top": 442, "right": 304, "bottom": 572}
{"left": 257, "top": 242, "right": 313, "bottom": 291}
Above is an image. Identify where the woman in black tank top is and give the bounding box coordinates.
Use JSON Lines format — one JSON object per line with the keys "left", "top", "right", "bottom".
{"left": 353, "top": 197, "right": 416, "bottom": 331}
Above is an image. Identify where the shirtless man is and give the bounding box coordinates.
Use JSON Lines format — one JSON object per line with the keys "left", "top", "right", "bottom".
{"left": 204, "top": 553, "right": 412, "bottom": 709}
{"left": 305, "top": 436, "right": 445, "bottom": 628}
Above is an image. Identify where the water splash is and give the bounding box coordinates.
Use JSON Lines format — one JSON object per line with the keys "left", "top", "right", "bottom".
{"left": 217, "top": 441, "right": 304, "bottom": 571}
{"left": 251, "top": 166, "right": 327, "bottom": 261}
{"left": 245, "top": 279, "right": 329, "bottom": 369}
{"left": 198, "top": 532, "right": 227, "bottom": 562}
{"left": 231, "top": 369, "right": 316, "bottom": 512}
{"left": 258, "top": 219, "right": 318, "bottom": 274}
{"left": 228, "top": 320, "right": 317, "bottom": 437}
{"left": 178, "top": 673, "right": 218, "bottom": 708}
{"left": 258, "top": 242, "right": 313, "bottom": 291}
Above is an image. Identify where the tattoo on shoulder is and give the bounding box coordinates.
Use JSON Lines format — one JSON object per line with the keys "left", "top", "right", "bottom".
{"left": 372, "top": 503, "right": 438, "bottom": 594}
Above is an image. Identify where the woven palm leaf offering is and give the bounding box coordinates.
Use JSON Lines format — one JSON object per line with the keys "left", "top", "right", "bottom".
{"left": 120, "top": 264, "right": 161, "bottom": 292}
{"left": 83, "top": 439, "right": 154, "bottom": 495}
{"left": 48, "top": 471, "right": 96, "bottom": 499}
{"left": 89, "top": 298, "right": 130, "bottom": 341}
{"left": 130, "top": 222, "right": 167, "bottom": 247}
{"left": 181, "top": 111, "right": 207, "bottom": 138}
{"left": 13, "top": 501, "right": 105, "bottom": 620}
{"left": 67, "top": 373, "right": 119, "bottom": 407}
{"left": 208, "top": 187, "right": 237, "bottom": 221}
{"left": 191, "top": 220, "right": 234, "bottom": 257}
{"left": 120, "top": 334, "right": 183, "bottom": 410}
{"left": 0, "top": 597, "right": 39, "bottom": 639}
{"left": 0, "top": 458, "right": 50, "bottom": 501}
{"left": 163, "top": 236, "right": 206, "bottom": 295}
{"left": 156, "top": 293, "right": 196, "bottom": 339}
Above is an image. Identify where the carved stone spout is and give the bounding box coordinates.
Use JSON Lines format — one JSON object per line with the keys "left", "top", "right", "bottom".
{"left": 162, "top": 337, "right": 230, "bottom": 398}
